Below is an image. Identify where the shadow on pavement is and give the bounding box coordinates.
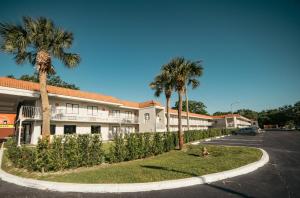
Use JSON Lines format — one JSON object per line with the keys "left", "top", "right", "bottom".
{"left": 141, "top": 164, "right": 255, "bottom": 198}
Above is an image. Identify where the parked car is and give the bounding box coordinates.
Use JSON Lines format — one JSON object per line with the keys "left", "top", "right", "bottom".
{"left": 233, "top": 127, "right": 259, "bottom": 135}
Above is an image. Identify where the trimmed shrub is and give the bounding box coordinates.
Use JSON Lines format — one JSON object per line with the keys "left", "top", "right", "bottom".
{"left": 163, "top": 132, "right": 175, "bottom": 152}
{"left": 136, "top": 133, "right": 145, "bottom": 158}
{"left": 77, "top": 135, "right": 90, "bottom": 167}
{"left": 88, "top": 134, "right": 104, "bottom": 166}
{"left": 21, "top": 146, "right": 37, "bottom": 171}
{"left": 6, "top": 138, "right": 22, "bottom": 167}
{"left": 63, "top": 135, "right": 79, "bottom": 169}
{"left": 152, "top": 132, "right": 164, "bottom": 155}
{"left": 35, "top": 138, "right": 51, "bottom": 172}
{"left": 143, "top": 133, "right": 152, "bottom": 157}
{"left": 108, "top": 132, "right": 127, "bottom": 163}
{"left": 48, "top": 136, "right": 64, "bottom": 171}
{"left": 125, "top": 133, "right": 139, "bottom": 161}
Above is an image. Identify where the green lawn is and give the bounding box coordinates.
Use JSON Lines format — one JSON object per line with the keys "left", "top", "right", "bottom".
{"left": 2, "top": 145, "right": 262, "bottom": 183}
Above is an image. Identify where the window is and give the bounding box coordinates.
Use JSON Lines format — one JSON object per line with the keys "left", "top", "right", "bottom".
{"left": 50, "top": 125, "right": 56, "bottom": 135}
{"left": 125, "top": 111, "right": 133, "bottom": 119}
{"left": 66, "top": 103, "right": 79, "bottom": 114}
{"left": 91, "top": 125, "right": 101, "bottom": 134}
{"left": 64, "top": 125, "right": 76, "bottom": 134}
{"left": 144, "top": 113, "right": 150, "bottom": 122}
{"left": 112, "top": 110, "right": 120, "bottom": 117}
{"left": 87, "top": 106, "right": 98, "bottom": 115}
{"left": 112, "top": 126, "right": 120, "bottom": 133}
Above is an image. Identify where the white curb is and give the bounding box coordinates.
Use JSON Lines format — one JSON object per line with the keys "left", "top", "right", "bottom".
{"left": 0, "top": 145, "right": 269, "bottom": 193}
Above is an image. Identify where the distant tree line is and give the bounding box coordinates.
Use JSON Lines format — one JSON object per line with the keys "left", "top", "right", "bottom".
{"left": 172, "top": 99, "right": 300, "bottom": 128}
{"left": 172, "top": 100, "right": 209, "bottom": 115}
{"left": 213, "top": 102, "right": 300, "bottom": 128}
{"left": 7, "top": 72, "right": 80, "bottom": 90}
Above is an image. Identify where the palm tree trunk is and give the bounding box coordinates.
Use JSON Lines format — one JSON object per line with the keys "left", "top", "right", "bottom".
{"left": 178, "top": 90, "right": 184, "bottom": 150}
{"left": 36, "top": 50, "right": 51, "bottom": 139}
{"left": 166, "top": 96, "right": 170, "bottom": 132}
{"left": 39, "top": 70, "right": 51, "bottom": 138}
{"left": 185, "top": 86, "right": 190, "bottom": 131}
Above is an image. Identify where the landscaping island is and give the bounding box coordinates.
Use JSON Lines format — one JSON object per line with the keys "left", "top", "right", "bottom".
{"left": 2, "top": 144, "right": 262, "bottom": 183}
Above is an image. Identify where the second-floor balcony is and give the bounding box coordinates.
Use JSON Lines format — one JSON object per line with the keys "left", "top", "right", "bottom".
{"left": 19, "top": 106, "right": 139, "bottom": 124}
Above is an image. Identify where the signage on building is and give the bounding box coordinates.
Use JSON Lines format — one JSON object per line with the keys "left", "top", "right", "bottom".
{"left": 0, "top": 114, "right": 16, "bottom": 128}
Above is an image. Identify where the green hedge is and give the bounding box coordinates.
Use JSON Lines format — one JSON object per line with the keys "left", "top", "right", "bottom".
{"left": 108, "top": 128, "right": 233, "bottom": 163}
{"left": 5, "top": 134, "right": 104, "bottom": 172}
{"left": 6, "top": 128, "right": 233, "bottom": 172}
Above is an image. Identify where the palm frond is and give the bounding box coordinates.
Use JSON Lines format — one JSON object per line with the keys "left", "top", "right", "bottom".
{"left": 61, "top": 52, "right": 81, "bottom": 67}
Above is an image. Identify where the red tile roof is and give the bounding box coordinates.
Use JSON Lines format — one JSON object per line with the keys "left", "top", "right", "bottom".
{"left": 212, "top": 114, "right": 251, "bottom": 121}
{"left": 169, "top": 108, "right": 212, "bottom": 120}
{"left": 0, "top": 77, "right": 159, "bottom": 108}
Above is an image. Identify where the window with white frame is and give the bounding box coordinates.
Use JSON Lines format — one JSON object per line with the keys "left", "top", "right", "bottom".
{"left": 144, "top": 113, "right": 150, "bottom": 123}
{"left": 87, "top": 106, "right": 98, "bottom": 116}
{"left": 112, "top": 110, "right": 120, "bottom": 117}
{"left": 112, "top": 126, "right": 120, "bottom": 133}
{"left": 125, "top": 111, "right": 133, "bottom": 119}
{"left": 66, "top": 103, "right": 79, "bottom": 114}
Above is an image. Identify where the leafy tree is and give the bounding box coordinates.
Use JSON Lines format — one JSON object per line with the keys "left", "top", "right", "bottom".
{"left": 213, "top": 111, "right": 232, "bottom": 116}
{"left": 257, "top": 101, "right": 300, "bottom": 128}
{"left": 173, "top": 100, "right": 208, "bottom": 115}
{"left": 0, "top": 17, "right": 80, "bottom": 137}
{"left": 235, "top": 109, "right": 258, "bottom": 120}
{"left": 8, "top": 72, "right": 80, "bottom": 90}
{"left": 6, "top": 74, "right": 15, "bottom": 79}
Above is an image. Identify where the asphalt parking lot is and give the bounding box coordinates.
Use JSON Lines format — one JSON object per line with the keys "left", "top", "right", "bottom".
{"left": 1, "top": 130, "right": 300, "bottom": 198}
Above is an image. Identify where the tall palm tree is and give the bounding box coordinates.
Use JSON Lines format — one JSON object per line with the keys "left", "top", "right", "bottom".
{"left": 150, "top": 68, "right": 173, "bottom": 132}
{"left": 0, "top": 17, "right": 80, "bottom": 138}
{"left": 184, "top": 60, "right": 203, "bottom": 131}
{"left": 162, "top": 57, "right": 185, "bottom": 149}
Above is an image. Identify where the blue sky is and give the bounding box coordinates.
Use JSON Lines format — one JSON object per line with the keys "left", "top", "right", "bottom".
{"left": 0, "top": 0, "right": 299, "bottom": 114}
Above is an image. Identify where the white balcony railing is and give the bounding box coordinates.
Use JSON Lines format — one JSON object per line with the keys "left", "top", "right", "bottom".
{"left": 20, "top": 106, "right": 139, "bottom": 124}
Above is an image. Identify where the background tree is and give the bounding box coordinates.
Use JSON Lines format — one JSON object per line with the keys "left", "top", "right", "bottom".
{"left": 235, "top": 109, "right": 258, "bottom": 120}
{"left": 213, "top": 111, "right": 232, "bottom": 116}
{"left": 212, "top": 101, "right": 300, "bottom": 129}
{"left": 183, "top": 60, "right": 203, "bottom": 131}
{"left": 0, "top": 17, "right": 80, "bottom": 137}
{"left": 172, "top": 100, "right": 208, "bottom": 115}
{"left": 7, "top": 73, "right": 80, "bottom": 90}
{"left": 149, "top": 69, "right": 174, "bottom": 132}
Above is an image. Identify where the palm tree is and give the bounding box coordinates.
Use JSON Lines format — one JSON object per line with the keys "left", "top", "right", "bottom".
{"left": 0, "top": 17, "right": 80, "bottom": 138}
{"left": 184, "top": 60, "right": 203, "bottom": 131}
{"left": 150, "top": 68, "right": 174, "bottom": 132}
{"left": 162, "top": 57, "right": 185, "bottom": 149}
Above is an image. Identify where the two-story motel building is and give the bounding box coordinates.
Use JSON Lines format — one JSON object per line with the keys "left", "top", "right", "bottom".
{"left": 0, "top": 77, "right": 252, "bottom": 145}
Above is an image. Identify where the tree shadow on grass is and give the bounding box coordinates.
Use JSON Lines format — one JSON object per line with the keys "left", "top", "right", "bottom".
{"left": 140, "top": 165, "right": 199, "bottom": 177}
{"left": 188, "top": 153, "right": 201, "bottom": 157}
{"left": 140, "top": 165, "right": 254, "bottom": 198}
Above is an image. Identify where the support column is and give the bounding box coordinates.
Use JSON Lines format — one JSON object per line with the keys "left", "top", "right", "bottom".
{"left": 17, "top": 120, "right": 23, "bottom": 147}
{"left": 234, "top": 116, "right": 237, "bottom": 128}
{"left": 225, "top": 118, "right": 228, "bottom": 128}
